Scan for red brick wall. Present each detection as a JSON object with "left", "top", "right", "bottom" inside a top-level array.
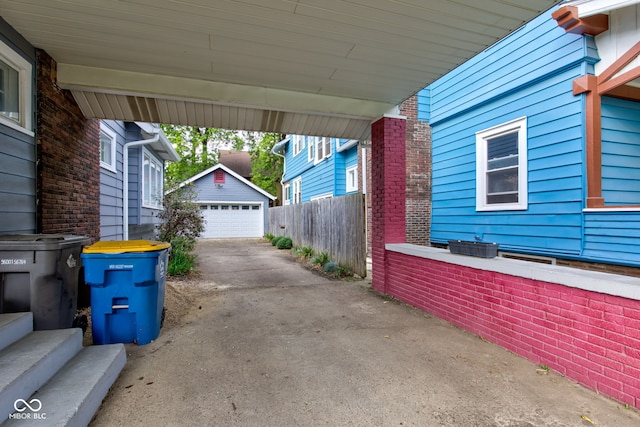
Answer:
[
  {"left": 400, "top": 95, "right": 431, "bottom": 246},
  {"left": 36, "top": 50, "right": 100, "bottom": 242},
  {"left": 371, "top": 116, "right": 406, "bottom": 293},
  {"left": 385, "top": 251, "right": 640, "bottom": 409}
]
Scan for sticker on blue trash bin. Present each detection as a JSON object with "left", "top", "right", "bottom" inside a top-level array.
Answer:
[{"left": 108, "top": 264, "right": 134, "bottom": 269}]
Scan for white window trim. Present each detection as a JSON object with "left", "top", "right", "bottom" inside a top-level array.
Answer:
[
  {"left": 314, "top": 137, "right": 333, "bottom": 164},
  {"left": 292, "top": 135, "right": 305, "bottom": 157},
  {"left": 311, "top": 193, "right": 333, "bottom": 201},
  {"left": 0, "top": 40, "right": 33, "bottom": 136},
  {"left": 346, "top": 165, "right": 358, "bottom": 192},
  {"left": 292, "top": 177, "right": 302, "bottom": 204},
  {"left": 475, "top": 116, "right": 528, "bottom": 211},
  {"left": 99, "top": 124, "right": 117, "bottom": 173},
  {"left": 283, "top": 182, "right": 291, "bottom": 206},
  {"left": 142, "top": 148, "right": 164, "bottom": 210},
  {"left": 308, "top": 137, "right": 314, "bottom": 162}
]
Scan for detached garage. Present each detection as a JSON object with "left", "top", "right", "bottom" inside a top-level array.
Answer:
[{"left": 178, "top": 164, "right": 276, "bottom": 238}]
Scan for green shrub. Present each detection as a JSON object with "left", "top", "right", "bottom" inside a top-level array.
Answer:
[
  {"left": 294, "top": 246, "right": 314, "bottom": 258},
  {"left": 310, "top": 251, "right": 330, "bottom": 266},
  {"left": 276, "top": 237, "right": 292, "bottom": 249},
  {"left": 271, "top": 236, "right": 284, "bottom": 246},
  {"left": 323, "top": 261, "right": 339, "bottom": 273},
  {"left": 264, "top": 233, "right": 275, "bottom": 241},
  {"left": 167, "top": 236, "right": 197, "bottom": 276}
]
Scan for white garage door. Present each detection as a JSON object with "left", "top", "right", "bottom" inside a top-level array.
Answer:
[{"left": 200, "top": 203, "right": 263, "bottom": 238}]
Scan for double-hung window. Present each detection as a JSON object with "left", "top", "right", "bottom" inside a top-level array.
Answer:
[
  {"left": 0, "top": 40, "right": 33, "bottom": 135},
  {"left": 283, "top": 182, "right": 291, "bottom": 205},
  {"left": 292, "top": 178, "right": 302, "bottom": 204},
  {"left": 292, "top": 135, "right": 305, "bottom": 157},
  {"left": 143, "top": 149, "right": 164, "bottom": 209},
  {"left": 315, "top": 137, "right": 332, "bottom": 163},
  {"left": 476, "top": 117, "right": 528, "bottom": 211},
  {"left": 99, "top": 124, "right": 117, "bottom": 172},
  {"left": 346, "top": 165, "right": 358, "bottom": 192}
]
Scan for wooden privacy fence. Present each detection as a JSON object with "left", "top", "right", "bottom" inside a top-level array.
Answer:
[{"left": 268, "top": 193, "right": 367, "bottom": 277}]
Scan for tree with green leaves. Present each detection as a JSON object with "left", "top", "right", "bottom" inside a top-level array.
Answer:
[
  {"left": 247, "top": 132, "right": 284, "bottom": 201},
  {"left": 160, "top": 125, "right": 245, "bottom": 183}
]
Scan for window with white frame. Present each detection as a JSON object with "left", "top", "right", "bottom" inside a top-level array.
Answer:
[
  {"left": 283, "top": 182, "right": 291, "bottom": 205},
  {"left": 308, "top": 137, "right": 314, "bottom": 162},
  {"left": 99, "top": 124, "right": 117, "bottom": 172},
  {"left": 143, "top": 149, "right": 164, "bottom": 209},
  {"left": 346, "top": 165, "right": 358, "bottom": 192},
  {"left": 315, "top": 137, "right": 332, "bottom": 163},
  {"left": 292, "top": 135, "right": 305, "bottom": 157},
  {"left": 311, "top": 193, "right": 332, "bottom": 201},
  {"left": 292, "top": 178, "right": 302, "bottom": 204},
  {"left": 0, "top": 40, "right": 33, "bottom": 135},
  {"left": 476, "top": 117, "right": 528, "bottom": 211}
]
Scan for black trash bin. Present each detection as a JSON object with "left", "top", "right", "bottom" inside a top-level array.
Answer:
[{"left": 0, "top": 234, "right": 90, "bottom": 330}]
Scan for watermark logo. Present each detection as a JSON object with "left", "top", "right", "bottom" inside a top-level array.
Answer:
[{"left": 9, "top": 398, "right": 46, "bottom": 420}]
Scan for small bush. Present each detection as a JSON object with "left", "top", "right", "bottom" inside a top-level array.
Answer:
[
  {"left": 271, "top": 236, "right": 284, "bottom": 246},
  {"left": 276, "top": 237, "right": 292, "bottom": 249},
  {"left": 310, "top": 251, "right": 330, "bottom": 266},
  {"left": 323, "top": 261, "right": 339, "bottom": 273},
  {"left": 294, "top": 246, "right": 314, "bottom": 258},
  {"left": 264, "top": 233, "right": 275, "bottom": 241},
  {"left": 167, "top": 236, "right": 197, "bottom": 276}
]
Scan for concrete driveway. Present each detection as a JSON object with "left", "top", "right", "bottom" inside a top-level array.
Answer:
[{"left": 90, "top": 239, "right": 640, "bottom": 426}]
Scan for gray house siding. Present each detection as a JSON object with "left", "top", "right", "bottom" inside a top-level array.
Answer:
[
  {"left": 99, "top": 120, "right": 125, "bottom": 240},
  {"left": 125, "top": 123, "right": 164, "bottom": 240},
  {"left": 0, "top": 19, "right": 36, "bottom": 234},
  {"left": 193, "top": 169, "right": 272, "bottom": 234}
]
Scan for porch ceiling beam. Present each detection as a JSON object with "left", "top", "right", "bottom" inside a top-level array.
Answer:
[{"left": 56, "top": 63, "right": 397, "bottom": 121}]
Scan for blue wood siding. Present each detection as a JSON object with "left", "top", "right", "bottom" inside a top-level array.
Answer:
[
  {"left": 426, "top": 8, "right": 588, "bottom": 257},
  {"left": 192, "top": 169, "right": 271, "bottom": 232},
  {"left": 283, "top": 136, "right": 359, "bottom": 200},
  {"left": 601, "top": 97, "right": 640, "bottom": 206},
  {"left": 584, "top": 212, "right": 640, "bottom": 266},
  {"left": 99, "top": 120, "right": 125, "bottom": 240},
  {"left": 0, "top": 20, "right": 36, "bottom": 234}
]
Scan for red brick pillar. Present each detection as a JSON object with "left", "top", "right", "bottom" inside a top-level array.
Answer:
[{"left": 371, "top": 115, "right": 406, "bottom": 293}]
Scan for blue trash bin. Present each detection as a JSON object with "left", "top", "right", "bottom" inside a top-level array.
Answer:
[{"left": 81, "top": 240, "right": 170, "bottom": 345}]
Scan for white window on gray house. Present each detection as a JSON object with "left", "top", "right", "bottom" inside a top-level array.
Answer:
[
  {"left": 346, "top": 165, "right": 358, "bottom": 192},
  {"left": 0, "top": 40, "right": 33, "bottom": 135},
  {"left": 315, "top": 137, "right": 332, "bottom": 164},
  {"left": 99, "top": 124, "right": 117, "bottom": 172},
  {"left": 283, "top": 182, "right": 291, "bottom": 205},
  {"left": 476, "top": 117, "right": 528, "bottom": 211},
  {"left": 143, "top": 148, "right": 164, "bottom": 209},
  {"left": 292, "top": 135, "right": 305, "bottom": 157},
  {"left": 292, "top": 177, "right": 302, "bottom": 204}
]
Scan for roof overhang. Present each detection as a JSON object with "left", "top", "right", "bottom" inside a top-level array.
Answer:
[{"left": 0, "top": 0, "right": 561, "bottom": 139}]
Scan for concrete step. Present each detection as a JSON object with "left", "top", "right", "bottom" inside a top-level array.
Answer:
[
  {"left": 4, "top": 344, "right": 126, "bottom": 427},
  {"left": 0, "top": 313, "right": 33, "bottom": 352},
  {"left": 0, "top": 328, "right": 82, "bottom": 421}
]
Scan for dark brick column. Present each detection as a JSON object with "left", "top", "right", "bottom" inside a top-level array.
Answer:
[
  {"left": 371, "top": 115, "right": 406, "bottom": 293},
  {"left": 36, "top": 49, "right": 100, "bottom": 242},
  {"left": 400, "top": 95, "right": 431, "bottom": 246}
]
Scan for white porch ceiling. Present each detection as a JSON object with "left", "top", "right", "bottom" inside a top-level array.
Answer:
[{"left": 0, "top": 0, "right": 560, "bottom": 139}]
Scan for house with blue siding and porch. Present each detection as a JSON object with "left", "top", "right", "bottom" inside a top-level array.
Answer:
[
  {"left": 99, "top": 121, "right": 180, "bottom": 241},
  {"left": 418, "top": 0, "right": 640, "bottom": 269},
  {"left": 272, "top": 135, "right": 362, "bottom": 205}
]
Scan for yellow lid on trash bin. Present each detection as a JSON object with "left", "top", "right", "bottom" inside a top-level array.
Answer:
[{"left": 82, "top": 240, "right": 171, "bottom": 254}]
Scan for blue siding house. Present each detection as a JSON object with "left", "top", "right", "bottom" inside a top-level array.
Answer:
[
  {"left": 99, "top": 121, "right": 179, "bottom": 240},
  {"left": 419, "top": 1, "right": 640, "bottom": 267},
  {"left": 273, "top": 135, "right": 362, "bottom": 205}
]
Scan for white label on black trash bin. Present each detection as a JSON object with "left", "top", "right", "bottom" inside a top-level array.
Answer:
[{"left": 1, "top": 259, "right": 27, "bottom": 265}]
